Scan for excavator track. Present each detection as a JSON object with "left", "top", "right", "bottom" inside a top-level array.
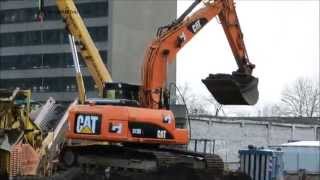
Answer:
[
  {"left": 59, "top": 144, "right": 225, "bottom": 178},
  {"left": 203, "top": 154, "right": 224, "bottom": 175}
]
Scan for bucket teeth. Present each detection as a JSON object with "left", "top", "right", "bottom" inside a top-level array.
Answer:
[{"left": 202, "top": 73, "right": 259, "bottom": 105}]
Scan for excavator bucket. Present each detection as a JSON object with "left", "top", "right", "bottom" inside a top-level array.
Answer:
[{"left": 202, "top": 73, "right": 259, "bottom": 105}]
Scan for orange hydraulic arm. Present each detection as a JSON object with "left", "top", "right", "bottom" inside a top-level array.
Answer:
[{"left": 141, "top": 0, "right": 256, "bottom": 109}]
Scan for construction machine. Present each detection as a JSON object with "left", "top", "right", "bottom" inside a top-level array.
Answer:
[
  {"left": 36, "top": 0, "right": 258, "bottom": 178},
  {"left": 0, "top": 89, "right": 67, "bottom": 178},
  {"left": 0, "top": 89, "right": 42, "bottom": 178}
]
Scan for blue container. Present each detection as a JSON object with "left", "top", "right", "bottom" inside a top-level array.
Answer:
[
  {"left": 239, "top": 146, "right": 284, "bottom": 180},
  {"left": 271, "top": 141, "right": 320, "bottom": 174}
]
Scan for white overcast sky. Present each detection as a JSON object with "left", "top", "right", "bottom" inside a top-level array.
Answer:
[{"left": 176, "top": 0, "right": 319, "bottom": 114}]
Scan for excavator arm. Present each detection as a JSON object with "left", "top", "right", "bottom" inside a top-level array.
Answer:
[{"left": 141, "top": 0, "right": 258, "bottom": 108}]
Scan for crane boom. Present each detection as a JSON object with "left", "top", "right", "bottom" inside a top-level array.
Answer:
[{"left": 55, "top": 0, "right": 112, "bottom": 97}]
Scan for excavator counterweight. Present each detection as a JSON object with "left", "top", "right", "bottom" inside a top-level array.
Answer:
[{"left": 202, "top": 73, "right": 258, "bottom": 105}]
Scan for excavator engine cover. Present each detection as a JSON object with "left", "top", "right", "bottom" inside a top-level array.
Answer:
[{"left": 202, "top": 73, "right": 258, "bottom": 105}]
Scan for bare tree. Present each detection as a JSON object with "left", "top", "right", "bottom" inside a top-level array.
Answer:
[
  {"left": 203, "top": 95, "right": 226, "bottom": 116},
  {"left": 173, "top": 83, "right": 227, "bottom": 115},
  {"left": 261, "top": 104, "right": 286, "bottom": 117},
  {"left": 176, "top": 83, "right": 209, "bottom": 114},
  {"left": 280, "top": 77, "right": 319, "bottom": 117}
]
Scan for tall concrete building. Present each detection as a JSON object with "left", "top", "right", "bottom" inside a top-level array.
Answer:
[{"left": 0, "top": 0, "right": 176, "bottom": 102}]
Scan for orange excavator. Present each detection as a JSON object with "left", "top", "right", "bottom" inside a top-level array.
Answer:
[
  {"left": 63, "top": 0, "right": 258, "bottom": 141},
  {"left": 39, "top": 0, "right": 258, "bottom": 176}
]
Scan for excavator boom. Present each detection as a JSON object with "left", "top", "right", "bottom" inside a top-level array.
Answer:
[{"left": 142, "top": 0, "right": 258, "bottom": 107}]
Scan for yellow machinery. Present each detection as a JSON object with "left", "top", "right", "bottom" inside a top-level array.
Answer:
[
  {"left": 55, "top": 0, "right": 112, "bottom": 100},
  {"left": 0, "top": 0, "right": 114, "bottom": 177},
  {"left": 0, "top": 89, "right": 42, "bottom": 177}
]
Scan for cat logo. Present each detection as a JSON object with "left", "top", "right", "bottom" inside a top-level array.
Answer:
[
  {"left": 75, "top": 114, "right": 101, "bottom": 134},
  {"left": 157, "top": 130, "right": 166, "bottom": 139},
  {"left": 187, "top": 18, "right": 208, "bottom": 34}
]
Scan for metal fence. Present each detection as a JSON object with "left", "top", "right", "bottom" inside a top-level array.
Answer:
[{"left": 188, "top": 139, "right": 216, "bottom": 154}]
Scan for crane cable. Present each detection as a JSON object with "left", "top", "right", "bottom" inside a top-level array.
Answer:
[{"left": 36, "top": 0, "right": 45, "bottom": 22}]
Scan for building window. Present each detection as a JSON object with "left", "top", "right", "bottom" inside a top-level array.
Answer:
[
  {"left": 0, "top": 26, "right": 108, "bottom": 47},
  {"left": 0, "top": 77, "right": 95, "bottom": 92},
  {"left": 43, "top": 29, "right": 68, "bottom": 44},
  {"left": 0, "top": 8, "right": 37, "bottom": 24},
  {"left": 0, "top": 31, "right": 41, "bottom": 47},
  {"left": 0, "top": 54, "right": 42, "bottom": 70},
  {"left": 44, "top": 6, "right": 60, "bottom": 21},
  {"left": 76, "top": 2, "right": 108, "bottom": 18},
  {"left": 0, "top": 51, "right": 107, "bottom": 70},
  {"left": 90, "top": 26, "right": 108, "bottom": 42},
  {"left": 0, "top": 1, "right": 108, "bottom": 24}
]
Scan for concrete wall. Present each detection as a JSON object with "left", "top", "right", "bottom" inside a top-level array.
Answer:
[
  {"left": 110, "top": 0, "right": 177, "bottom": 84},
  {"left": 187, "top": 116, "right": 320, "bottom": 165}
]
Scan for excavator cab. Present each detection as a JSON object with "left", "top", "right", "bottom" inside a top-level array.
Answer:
[
  {"left": 90, "top": 82, "right": 142, "bottom": 107},
  {"left": 103, "top": 82, "right": 140, "bottom": 101},
  {"left": 202, "top": 73, "right": 259, "bottom": 105}
]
